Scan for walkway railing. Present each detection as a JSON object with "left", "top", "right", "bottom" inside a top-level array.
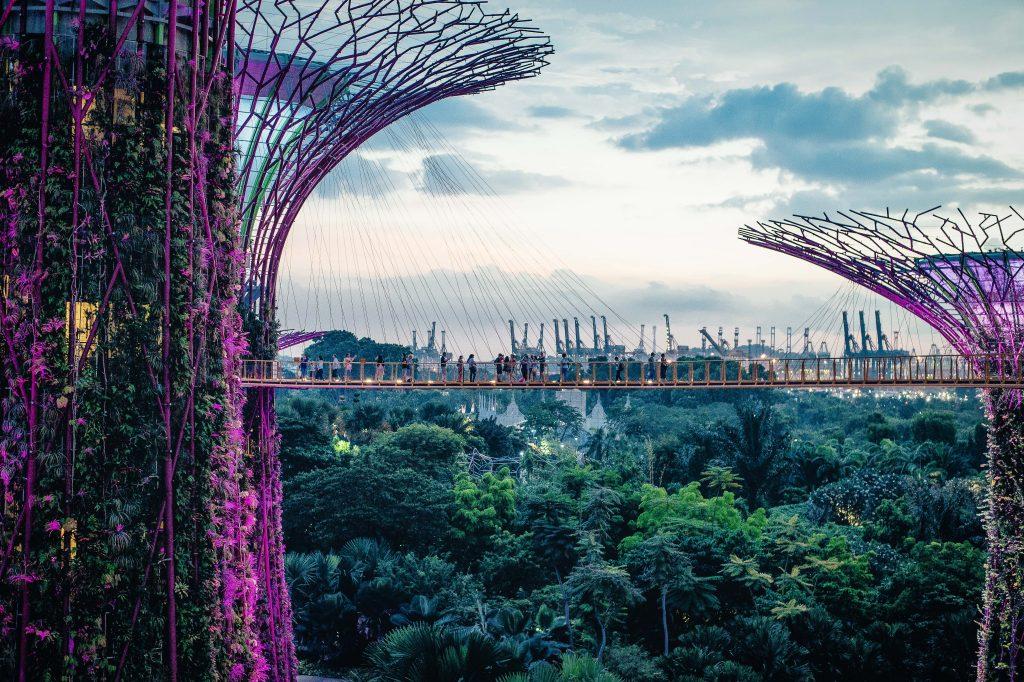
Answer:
[{"left": 239, "top": 354, "right": 1023, "bottom": 389}]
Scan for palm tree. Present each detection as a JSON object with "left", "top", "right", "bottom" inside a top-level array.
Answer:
[
  {"left": 770, "top": 598, "right": 809, "bottom": 621},
  {"left": 566, "top": 542, "right": 642, "bottom": 661},
  {"left": 580, "top": 486, "right": 623, "bottom": 547},
  {"left": 722, "top": 400, "right": 791, "bottom": 507},
  {"left": 767, "top": 515, "right": 812, "bottom": 567},
  {"left": 700, "top": 464, "right": 744, "bottom": 496},
  {"left": 625, "top": 533, "right": 719, "bottom": 656},
  {"left": 483, "top": 605, "right": 567, "bottom": 668},
  {"left": 431, "top": 410, "right": 476, "bottom": 438},
  {"left": 775, "top": 565, "right": 812, "bottom": 597},
  {"left": 285, "top": 552, "right": 354, "bottom": 663},
  {"left": 367, "top": 623, "right": 519, "bottom": 681},
  {"left": 735, "top": 616, "right": 812, "bottom": 680},
  {"left": 499, "top": 653, "right": 623, "bottom": 681},
  {"left": 390, "top": 594, "right": 458, "bottom": 628},
  {"left": 722, "top": 554, "right": 774, "bottom": 596},
  {"left": 525, "top": 490, "right": 581, "bottom": 650},
  {"left": 337, "top": 536, "right": 396, "bottom": 584},
  {"left": 583, "top": 427, "right": 613, "bottom": 463},
  {"left": 334, "top": 538, "right": 405, "bottom": 641}
]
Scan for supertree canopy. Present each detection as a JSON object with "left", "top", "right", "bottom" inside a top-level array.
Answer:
[
  {"left": 739, "top": 207, "right": 1024, "bottom": 680},
  {"left": 233, "top": 0, "right": 552, "bottom": 323}
]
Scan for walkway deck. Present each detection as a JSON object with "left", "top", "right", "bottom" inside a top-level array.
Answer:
[{"left": 239, "top": 355, "right": 1022, "bottom": 390}]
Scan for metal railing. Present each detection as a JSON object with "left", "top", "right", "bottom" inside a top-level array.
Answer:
[{"left": 238, "top": 354, "right": 1023, "bottom": 389}]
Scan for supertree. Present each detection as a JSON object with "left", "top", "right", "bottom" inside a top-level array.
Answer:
[
  {"left": 230, "top": 1, "right": 550, "bottom": 677},
  {"left": 739, "top": 207, "right": 1024, "bottom": 680},
  {"left": 0, "top": 0, "right": 263, "bottom": 679}
]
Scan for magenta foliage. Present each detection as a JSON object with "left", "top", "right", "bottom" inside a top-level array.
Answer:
[{"left": 0, "top": 0, "right": 264, "bottom": 678}]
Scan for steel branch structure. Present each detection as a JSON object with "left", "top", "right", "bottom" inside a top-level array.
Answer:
[
  {"left": 276, "top": 329, "right": 325, "bottom": 351},
  {"left": 233, "top": 0, "right": 552, "bottom": 322},
  {"left": 740, "top": 207, "right": 1024, "bottom": 680},
  {"left": 229, "top": 5, "right": 550, "bottom": 679}
]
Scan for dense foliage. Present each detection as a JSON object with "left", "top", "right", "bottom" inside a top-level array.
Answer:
[
  {"left": 304, "top": 330, "right": 411, "bottom": 362},
  {"left": 281, "top": 383, "right": 988, "bottom": 680}
]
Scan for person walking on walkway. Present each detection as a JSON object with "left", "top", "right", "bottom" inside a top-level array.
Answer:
[
  {"left": 374, "top": 354, "right": 385, "bottom": 381},
  {"left": 468, "top": 354, "right": 477, "bottom": 382},
  {"left": 560, "top": 353, "right": 569, "bottom": 383},
  {"left": 402, "top": 354, "right": 412, "bottom": 383},
  {"left": 457, "top": 355, "right": 465, "bottom": 383},
  {"left": 343, "top": 354, "right": 353, "bottom": 381},
  {"left": 660, "top": 353, "right": 669, "bottom": 383},
  {"left": 495, "top": 353, "right": 505, "bottom": 382},
  {"left": 646, "top": 353, "right": 656, "bottom": 382},
  {"left": 299, "top": 355, "right": 308, "bottom": 379},
  {"left": 331, "top": 354, "right": 340, "bottom": 381},
  {"left": 614, "top": 356, "right": 624, "bottom": 382},
  {"left": 440, "top": 352, "right": 448, "bottom": 382}
]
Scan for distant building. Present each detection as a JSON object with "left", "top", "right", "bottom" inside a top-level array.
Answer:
[
  {"left": 556, "top": 389, "right": 608, "bottom": 433},
  {"left": 587, "top": 399, "right": 608, "bottom": 432},
  {"left": 472, "top": 390, "right": 607, "bottom": 435},
  {"left": 477, "top": 395, "right": 525, "bottom": 428}
]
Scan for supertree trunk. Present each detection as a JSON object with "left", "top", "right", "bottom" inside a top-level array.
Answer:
[
  {"left": 245, "top": 385, "right": 296, "bottom": 680},
  {"left": 0, "top": 5, "right": 264, "bottom": 678},
  {"left": 978, "top": 388, "right": 1024, "bottom": 680}
]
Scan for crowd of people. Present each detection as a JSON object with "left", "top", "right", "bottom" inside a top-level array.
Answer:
[{"left": 292, "top": 351, "right": 676, "bottom": 384}]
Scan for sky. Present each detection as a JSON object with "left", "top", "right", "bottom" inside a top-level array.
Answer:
[{"left": 276, "top": 0, "right": 1024, "bottom": 355}]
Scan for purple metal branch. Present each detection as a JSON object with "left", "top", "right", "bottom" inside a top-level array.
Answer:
[
  {"left": 739, "top": 208, "right": 1024, "bottom": 370},
  {"left": 276, "top": 330, "right": 325, "bottom": 351},
  {"left": 230, "top": 6, "right": 550, "bottom": 678}
]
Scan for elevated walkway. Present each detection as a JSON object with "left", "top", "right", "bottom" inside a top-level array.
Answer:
[{"left": 239, "top": 355, "right": 1022, "bottom": 390}]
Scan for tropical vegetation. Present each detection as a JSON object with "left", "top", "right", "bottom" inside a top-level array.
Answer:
[{"left": 281, "top": 380, "right": 987, "bottom": 680}]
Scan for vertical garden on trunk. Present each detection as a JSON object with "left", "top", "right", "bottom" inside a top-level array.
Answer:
[{"left": 0, "top": 16, "right": 261, "bottom": 678}]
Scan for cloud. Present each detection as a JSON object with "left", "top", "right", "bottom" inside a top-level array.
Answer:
[
  {"left": 970, "top": 103, "right": 997, "bottom": 116},
  {"left": 527, "top": 105, "right": 578, "bottom": 118},
  {"left": 590, "top": 112, "right": 652, "bottom": 132},
  {"left": 612, "top": 66, "right": 1021, "bottom": 193},
  {"left": 416, "top": 98, "right": 520, "bottom": 136},
  {"left": 985, "top": 71, "right": 1024, "bottom": 90},
  {"left": 418, "top": 154, "right": 569, "bottom": 196},
  {"left": 614, "top": 65, "right": 1018, "bottom": 154},
  {"left": 751, "top": 175, "right": 1023, "bottom": 219},
  {"left": 312, "top": 154, "right": 408, "bottom": 199},
  {"left": 867, "top": 66, "right": 974, "bottom": 106},
  {"left": 753, "top": 141, "right": 1014, "bottom": 183},
  {"left": 611, "top": 281, "right": 739, "bottom": 314},
  {"left": 922, "top": 119, "right": 976, "bottom": 145},
  {"left": 617, "top": 82, "right": 896, "bottom": 150}
]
